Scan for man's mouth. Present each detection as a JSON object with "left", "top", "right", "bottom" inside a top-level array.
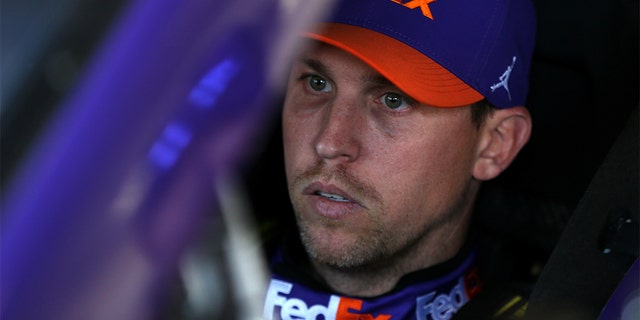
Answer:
[
  {"left": 303, "top": 182, "right": 360, "bottom": 205},
  {"left": 315, "top": 191, "right": 351, "bottom": 203},
  {"left": 301, "top": 182, "right": 366, "bottom": 218}
]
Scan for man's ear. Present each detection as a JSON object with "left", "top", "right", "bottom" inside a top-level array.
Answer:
[{"left": 473, "top": 106, "right": 532, "bottom": 181}]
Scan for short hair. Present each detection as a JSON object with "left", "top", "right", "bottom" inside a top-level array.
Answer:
[{"left": 470, "top": 99, "right": 496, "bottom": 129}]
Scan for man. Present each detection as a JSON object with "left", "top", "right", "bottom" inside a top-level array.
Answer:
[{"left": 264, "top": 0, "right": 536, "bottom": 318}]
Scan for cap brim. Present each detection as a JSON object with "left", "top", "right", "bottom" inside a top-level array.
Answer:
[{"left": 305, "top": 23, "right": 483, "bottom": 108}]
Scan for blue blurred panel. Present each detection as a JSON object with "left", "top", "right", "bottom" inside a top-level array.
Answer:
[
  {"left": 0, "top": 0, "right": 334, "bottom": 319},
  {"left": 599, "top": 258, "right": 639, "bottom": 320}
]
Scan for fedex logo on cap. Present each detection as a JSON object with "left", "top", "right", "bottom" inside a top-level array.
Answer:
[
  {"left": 389, "top": 0, "right": 437, "bottom": 20},
  {"left": 264, "top": 279, "right": 391, "bottom": 320}
]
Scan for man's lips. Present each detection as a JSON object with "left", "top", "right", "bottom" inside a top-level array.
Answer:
[
  {"left": 303, "top": 182, "right": 357, "bottom": 203},
  {"left": 302, "top": 182, "right": 365, "bottom": 218}
]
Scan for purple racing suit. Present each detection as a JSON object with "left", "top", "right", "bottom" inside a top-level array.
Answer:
[{"left": 264, "top": 236, "right": 483, "bottom": 320}]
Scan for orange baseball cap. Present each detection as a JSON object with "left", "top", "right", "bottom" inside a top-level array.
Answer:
[
  {"left": 303, "top": 0, "right": 536, "bottom": 109},
  {"left": 306, "top": 23, "right": 483, "bottom": 108}
]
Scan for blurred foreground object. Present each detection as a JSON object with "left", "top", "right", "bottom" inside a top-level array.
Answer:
[{"left": 0, "top": 0, "right": 334, "bottom": 319}]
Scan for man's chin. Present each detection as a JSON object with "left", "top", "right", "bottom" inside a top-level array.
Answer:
[{"left": 300, "top": 231, "right": 380, "bottom": 269}]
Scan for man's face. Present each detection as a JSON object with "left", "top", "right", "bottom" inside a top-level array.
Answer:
[{"left": 282, "top": 42, "right": 483, "bottom": 270}]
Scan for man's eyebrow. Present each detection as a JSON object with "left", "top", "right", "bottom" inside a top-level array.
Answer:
[
  {"left": 300, "top": 58, "right": 330, "bottom": 76},
  {"left": 299, "top": 57, "right": 397, "bottom": 88},
  {"left": 365, "top": 74, "right": 395, "bottom": 88}
]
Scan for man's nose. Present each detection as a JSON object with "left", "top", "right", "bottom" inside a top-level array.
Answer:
[{"left": 313, "top": 100, "right": 362, "bottom": 162}]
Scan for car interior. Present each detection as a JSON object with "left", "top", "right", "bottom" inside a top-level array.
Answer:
[{"left": 1, "top": 0, "right": 637, "bottom": 319}]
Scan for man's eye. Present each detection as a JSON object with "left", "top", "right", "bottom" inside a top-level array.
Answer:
[
  {"left": 382, "top": 92, "right": 410, "bottom": 110},
  {"left": 307, "top": 75, "right": 332, "bottom": 92}
]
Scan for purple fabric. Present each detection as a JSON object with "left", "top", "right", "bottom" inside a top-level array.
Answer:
[{"left": 265, "top": 249, "right": 480, "bottom": 319}]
